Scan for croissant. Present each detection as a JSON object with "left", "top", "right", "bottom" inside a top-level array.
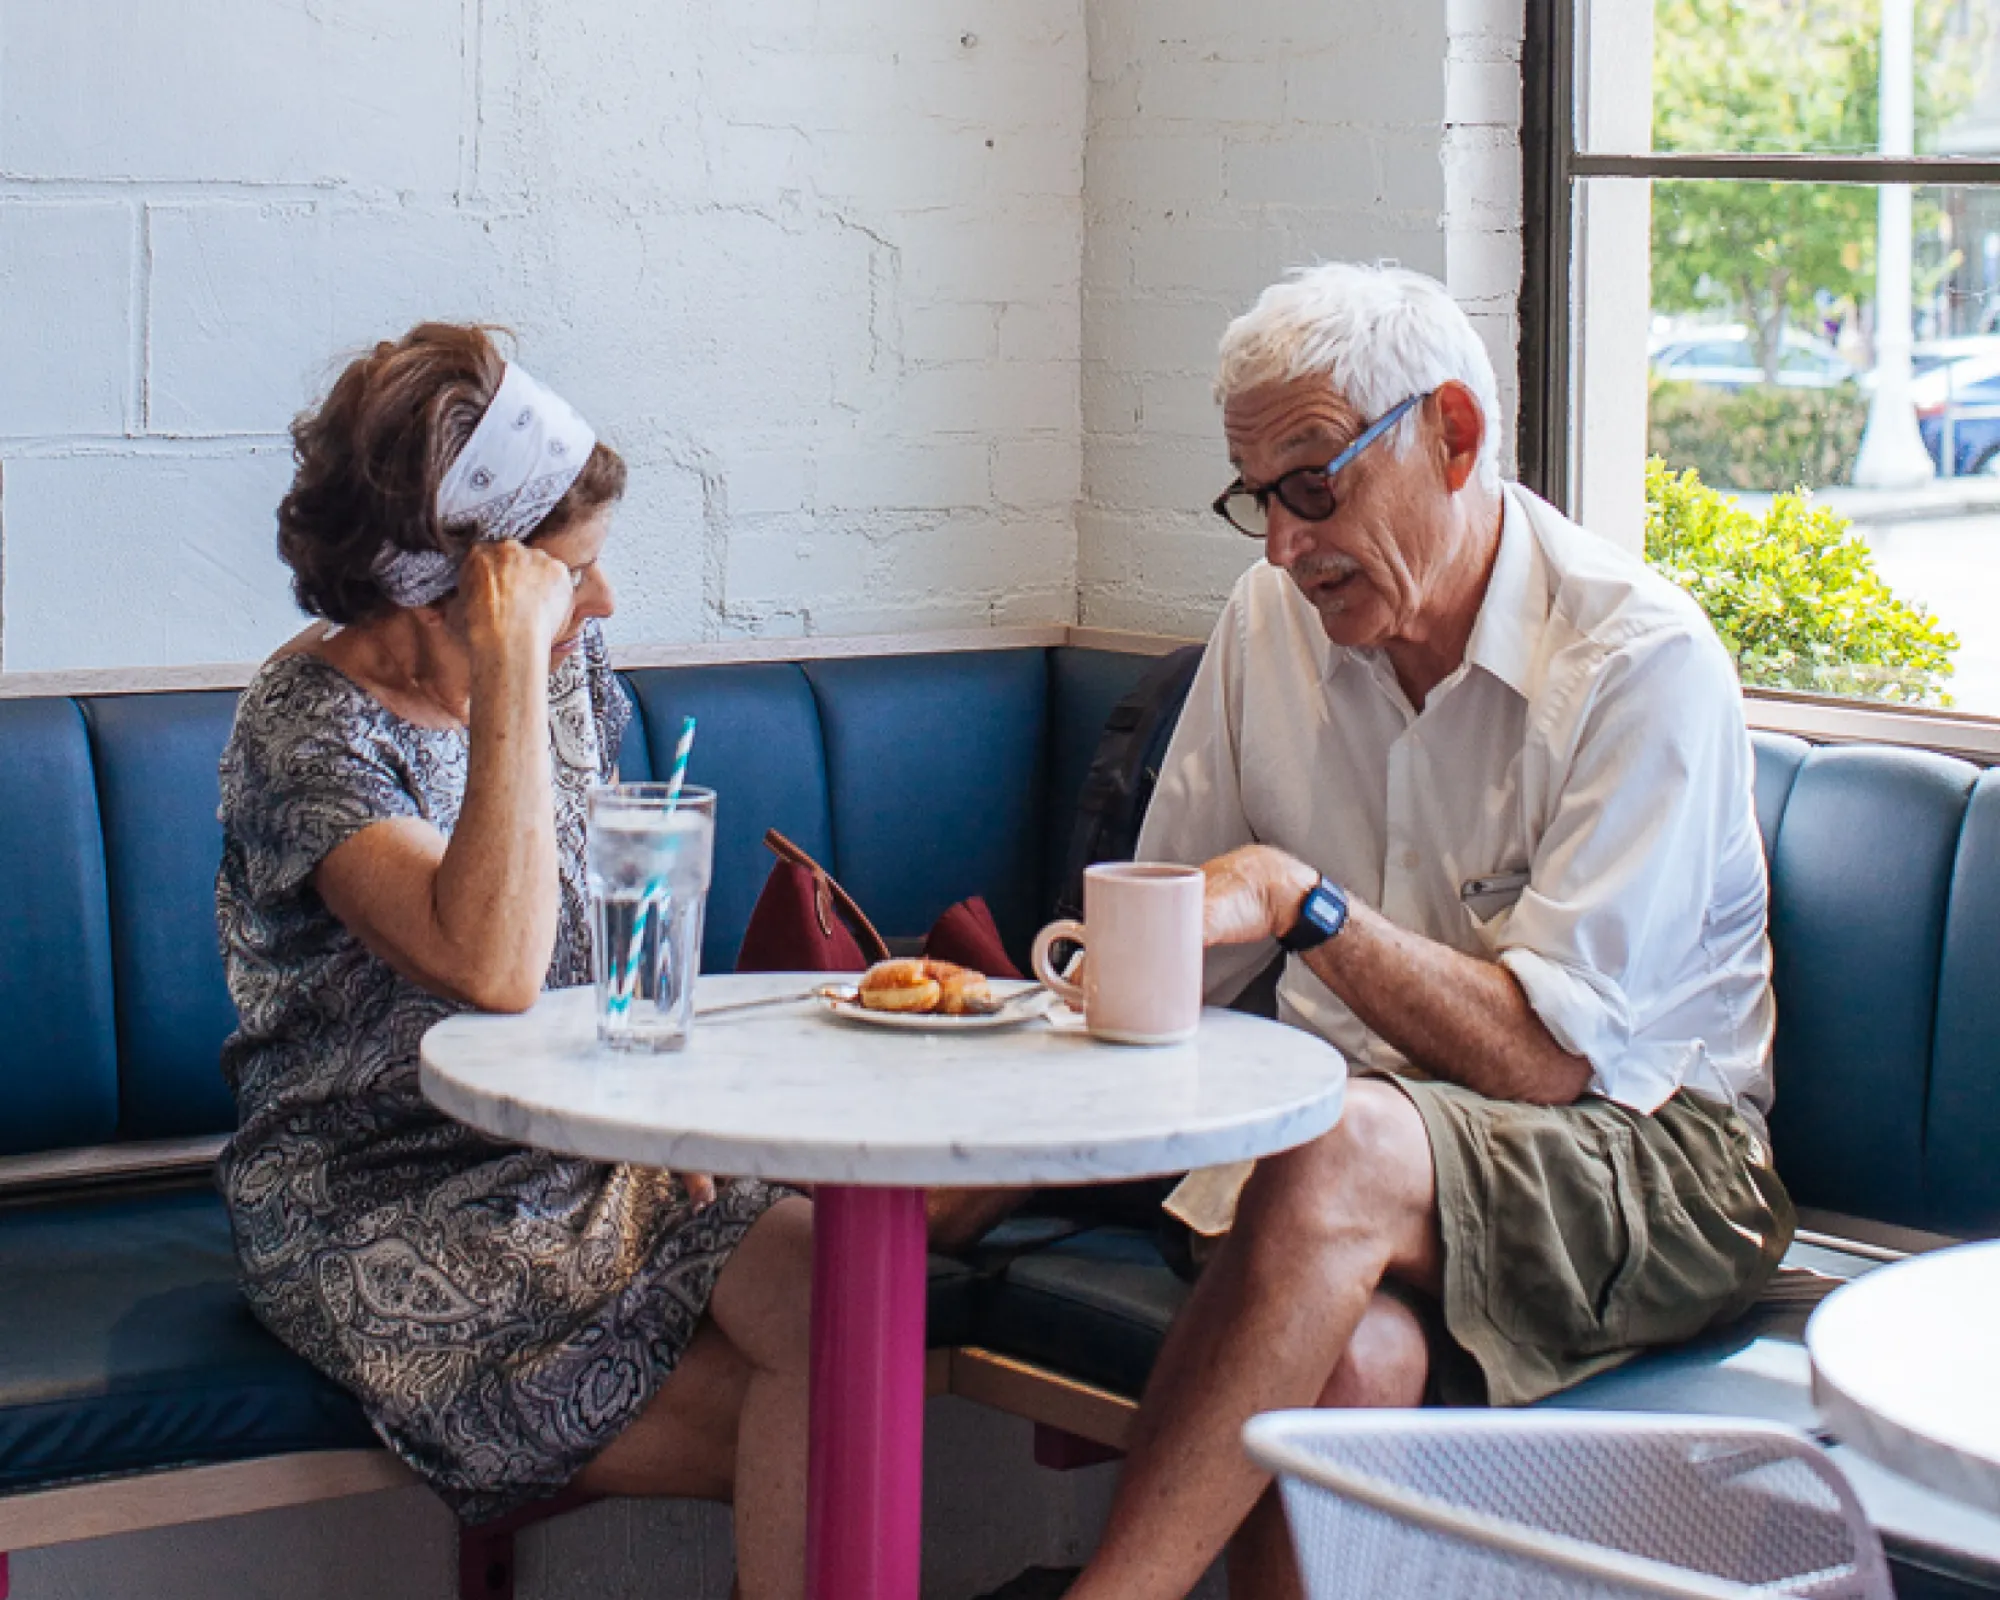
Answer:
[{"left": 857, "top": 958, "right": 999, "bottom": 1016}]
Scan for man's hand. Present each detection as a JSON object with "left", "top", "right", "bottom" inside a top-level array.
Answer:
[{"left": 1201, "top": 844, "right": 1320, "bottom": 948}]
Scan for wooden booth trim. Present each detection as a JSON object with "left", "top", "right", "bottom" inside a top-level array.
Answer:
[
  {"left": 0, "top": 1136, "right": 228, "bottom": 1200},
  {"left": 0, "top": 625, "right": 1210, "bottom": 701},
  {"left": 0, "top": 1451, "right": 416, "bottom": 1552}
]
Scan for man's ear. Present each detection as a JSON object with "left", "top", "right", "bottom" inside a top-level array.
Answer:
[{"left": 1433, "top": 381, "right": 1486, "bottom": 494}]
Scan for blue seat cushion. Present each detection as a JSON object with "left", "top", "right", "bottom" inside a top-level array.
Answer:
[
  {"left": 81, "top": 693, "right": 243, "bottom": 1140},
  {"left": 0, "top": 1190, "right": 374, "bottom": 1489},
  {"left": 973, "top": 1226, "right": 1188, "bottom": 1398},
  {"left": 0, "top": 699, "right": 119, "bottom": 1155},
  {"left": 0, "top": 1188, "right": 984, "bottom": 1495}
]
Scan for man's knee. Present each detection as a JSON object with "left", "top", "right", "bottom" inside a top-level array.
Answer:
[
  {"left": 1318, "top": 1290, "right": 1430, "bottom": 1409},
  {"left": 1236, "top": 1079, "right": 1439, "bottom": 1274}
]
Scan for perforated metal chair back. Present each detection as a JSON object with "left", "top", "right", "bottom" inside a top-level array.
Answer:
[{"left": 1242, "top": 1410, "right": 1892, "bottom": 1600}]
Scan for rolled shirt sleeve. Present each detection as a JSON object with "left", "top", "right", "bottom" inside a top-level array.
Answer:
[{"left": 1496, "top": 624, "right": 1758, "bottom": 1113}]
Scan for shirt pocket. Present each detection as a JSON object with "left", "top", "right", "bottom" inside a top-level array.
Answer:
[{"left": 1459, "top": 867, "right": 1530, "bottom": 945}]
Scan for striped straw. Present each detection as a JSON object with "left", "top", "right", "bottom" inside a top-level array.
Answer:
[
  {"left": 611, "top": 716, "right": 698, "bottom": 1017},
  {"left": 665, "top": 716, "right": 697, "bottom": 801}
]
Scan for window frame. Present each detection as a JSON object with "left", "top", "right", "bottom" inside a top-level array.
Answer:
[{"left": 1518, "top": 0, "right": 2000, "bottom": 752}]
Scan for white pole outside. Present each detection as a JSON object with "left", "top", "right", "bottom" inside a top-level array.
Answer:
[{"left": 1853, "top": 0, "right": 1937, "bottom": 487}]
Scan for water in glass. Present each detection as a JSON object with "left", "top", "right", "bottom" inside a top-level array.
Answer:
[{"left": 587, "top": 784, "right": 715, "bottom": 1051}]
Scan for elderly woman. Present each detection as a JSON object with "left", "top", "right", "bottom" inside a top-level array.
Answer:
[{"left": 215, "top": 323, "right": 811, "bottom": 1593}]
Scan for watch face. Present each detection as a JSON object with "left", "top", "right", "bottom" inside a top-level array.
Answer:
[{"left": 1284, "top": 878, "right": 1346, "bottom": 951}]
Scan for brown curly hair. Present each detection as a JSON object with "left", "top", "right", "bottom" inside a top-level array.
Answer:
[{"left": 276, "top": 323, "right": 627, "bottom": 624}]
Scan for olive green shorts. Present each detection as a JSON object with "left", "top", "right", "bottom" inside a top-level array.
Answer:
[{"left": 1391, "top": 1078, "right": 1796, "bottom": 1408}]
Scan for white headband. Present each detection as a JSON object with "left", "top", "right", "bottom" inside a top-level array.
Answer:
[{"left": 371, "top": 362, "right": 599, "bottom": 608}]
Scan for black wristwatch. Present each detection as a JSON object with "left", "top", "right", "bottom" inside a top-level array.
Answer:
[{"left": 1279, "top": 875, "right": 1349, "bottom": 954}]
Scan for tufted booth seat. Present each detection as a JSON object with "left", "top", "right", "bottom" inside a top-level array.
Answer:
[{"left": 4, "top": 641, "right": 2000, "bottom": 1595}]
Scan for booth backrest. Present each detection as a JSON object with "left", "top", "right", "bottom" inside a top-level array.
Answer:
[
  {"left": 1753, "top": 735, "right": 2000, "bottom": 1235},
  {"left": 2, "top": 649, "right": 1997, "bottom": 1241},
  {"left": 0, "top": 648, "right": 1145, "bottom": 1158}
]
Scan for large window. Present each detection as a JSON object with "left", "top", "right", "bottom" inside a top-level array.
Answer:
[{"left": 1525, "top": 0, "right": 2000, "bottom": 732}]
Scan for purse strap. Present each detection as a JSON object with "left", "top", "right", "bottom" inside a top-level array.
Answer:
[{"left": 762, "top": 828, "right": 892, "bottom": 965}]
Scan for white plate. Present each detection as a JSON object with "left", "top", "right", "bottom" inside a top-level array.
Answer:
[{"left": 818, "top": 979, "right": 1055, "bottom": 1032}]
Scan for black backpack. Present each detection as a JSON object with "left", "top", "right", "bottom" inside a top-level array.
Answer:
[{"left": 1056, "top": 643, "right": 1205, "bottom": 922}]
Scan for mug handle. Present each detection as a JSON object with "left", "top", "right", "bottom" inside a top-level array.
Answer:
[{"left": 1031, "top": 919, "right": 1087, "bottom": 1008}]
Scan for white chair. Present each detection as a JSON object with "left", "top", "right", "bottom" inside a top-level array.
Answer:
[{"left": 1242, "top": 1410, "right": 1893, "bottom": 1599}]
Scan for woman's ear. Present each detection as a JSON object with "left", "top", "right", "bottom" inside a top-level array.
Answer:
[{"left": 420, "top": 591, "right": 468, "bottom": 641}]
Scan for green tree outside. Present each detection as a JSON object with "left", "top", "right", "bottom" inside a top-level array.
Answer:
[{"left": 1651, "top": 0, "right": 1984, "bottom": 378}]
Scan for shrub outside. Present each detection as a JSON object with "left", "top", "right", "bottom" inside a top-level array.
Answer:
[
  {"left": 1644, "top": 457, "right": 1959, "bottom": 706},
  {"left": 1647, "top": 378, "right": 1869, "bottom": 493}
]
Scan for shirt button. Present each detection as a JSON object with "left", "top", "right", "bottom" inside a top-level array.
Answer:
[{"left": 1400, "top": 848, "right": 1419, "bottom": 870}]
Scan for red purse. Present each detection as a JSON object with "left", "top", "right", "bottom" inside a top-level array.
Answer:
[{"left": 734, "top": 829, "right": 1021, "bottom": 978}]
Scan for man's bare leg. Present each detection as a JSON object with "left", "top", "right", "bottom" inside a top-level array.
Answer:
[
  {"left": 1066, "top": 1081, "right": 1441, "bottom": 1600},
  {"left": 1224, "top": 1289, "right": 1432, "bottom": 1600}
]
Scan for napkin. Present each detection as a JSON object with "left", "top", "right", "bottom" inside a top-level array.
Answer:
[{"left": 1163, "top": 1160, "right": 1257, "bottom": 1237}]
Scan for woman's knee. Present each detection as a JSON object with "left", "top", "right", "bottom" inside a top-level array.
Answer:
[
  {"left": 1317, "top": 1290, "right": 1430, "bottom": 1409},
  {"left": 709, "top": 1194, "right": 814, "bottom": 1375}
]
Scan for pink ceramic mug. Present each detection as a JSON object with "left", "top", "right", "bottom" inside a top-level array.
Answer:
[{"left": 1030, "top": 863, "right": 1205, "bottom": 1045}]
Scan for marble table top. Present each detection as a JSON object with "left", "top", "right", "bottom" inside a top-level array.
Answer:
[
  {"left": 419, "top": 972, "right": 1347, "bottom": 1187},
  {"left": 1809, "top": 1239, "right": 2000, "bottom": 1517}
]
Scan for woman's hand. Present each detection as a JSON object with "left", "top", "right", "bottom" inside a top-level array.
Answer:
[
  {"left": 1200, "top": 844, "right": 1319, "bottom": 948},
  {"left": 680, "top": 1173, "right": 717, "bottom": 1209},
  {"left": 457, "top": 540, "right": 575, "bottom": 660}
]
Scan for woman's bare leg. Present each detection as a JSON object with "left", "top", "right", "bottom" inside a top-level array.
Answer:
[
  {"left": 576, "top": 1196, "right": 814, "bottom": 1600},
  {"left": 709, "top": 1197, "right": 813, "bottom": 1600}
]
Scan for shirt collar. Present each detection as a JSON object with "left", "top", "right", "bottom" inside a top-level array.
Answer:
[{"left": 1460, "top": 485, "right": 1544, "bottom": 701}]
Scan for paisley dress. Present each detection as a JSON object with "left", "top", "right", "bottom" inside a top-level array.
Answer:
[{"left": 215, "top": 622, "right": 784, "bottom": 1521}]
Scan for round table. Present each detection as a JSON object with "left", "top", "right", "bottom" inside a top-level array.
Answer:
[
  {"left": 420, "top": 972, "right": 1347, "bottom": 1600},
  {"left": 1808, "top": 1239, "right": 2000, "bottom": 1517}
]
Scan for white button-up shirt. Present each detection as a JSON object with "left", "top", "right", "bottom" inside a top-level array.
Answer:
[{"left": 1137, "top": 484, "right": 1775, "bottom": 1127}]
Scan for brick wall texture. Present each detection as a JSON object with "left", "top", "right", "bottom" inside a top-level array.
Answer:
[{"left": 0, "top": 0, "right": 1521, "bottom": 666}]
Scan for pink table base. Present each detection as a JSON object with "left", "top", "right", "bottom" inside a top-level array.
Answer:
[{"left": 806, "top": 1185, "right": 930, "bottom": 1600}]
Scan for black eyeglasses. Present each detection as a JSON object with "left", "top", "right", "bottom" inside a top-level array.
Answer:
[{"left": 1212, "top": 392, "right": 1430, "bottom": 539}]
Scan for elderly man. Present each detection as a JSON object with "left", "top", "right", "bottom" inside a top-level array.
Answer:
[{"left": 1055, "top": 263, "right": 1795, "bottom": 1600}]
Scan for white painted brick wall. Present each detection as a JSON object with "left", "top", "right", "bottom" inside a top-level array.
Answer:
[
  {"left": 0, "top": 0, "right": 465, "bottom": 190},
  {"left": 1079, "top": 0, "right": 1528, "bottom": 637},
  {"left": 0, "top": 201, "right": 133, "bottom": 436},
  {"left": 4, "top": 448, "right": 301, "bottom": 669},
  {"left": 1080, "top": 0, "right": 1521, "bottom": 636},
  {"left": 0, "top": 0, "right": 1087, "bottom": 669}
]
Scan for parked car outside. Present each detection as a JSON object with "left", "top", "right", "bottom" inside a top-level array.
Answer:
[
  {"left": 1649, "top": 323, "right": 1859, "bottom": 390},
  {"left": 1912, "top": 352, "right": 2000, "bottom": 476}
]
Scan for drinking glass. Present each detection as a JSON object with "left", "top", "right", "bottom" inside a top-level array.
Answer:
[{"left": 586, "top": 784, "right": 716, "bottom": 1051}]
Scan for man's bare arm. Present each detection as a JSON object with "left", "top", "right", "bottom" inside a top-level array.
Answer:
[{"left": 1203, "top": 845, "right": 1592, "bottom": 1106}]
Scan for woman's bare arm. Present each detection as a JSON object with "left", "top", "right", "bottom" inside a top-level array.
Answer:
[{"left": 315, "top": 542, "right": 576, "bottom": 1012}]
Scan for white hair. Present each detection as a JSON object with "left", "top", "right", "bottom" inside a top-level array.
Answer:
[{"left": 1214, "top": 262, "right": 1504, "bottom": 493}]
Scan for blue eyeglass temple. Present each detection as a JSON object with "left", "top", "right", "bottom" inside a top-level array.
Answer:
[{"left": 1319, "top": 392, "right": 1427, "bottom": 479}]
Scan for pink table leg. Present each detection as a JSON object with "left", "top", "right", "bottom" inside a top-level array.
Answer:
[{"left": 807, "top": 1184, "right": 929, "bottom": 1600}]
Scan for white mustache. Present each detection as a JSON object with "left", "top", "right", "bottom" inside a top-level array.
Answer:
[{"left": 1292, "top": 555, "right": 1359, "bottom": 585}]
